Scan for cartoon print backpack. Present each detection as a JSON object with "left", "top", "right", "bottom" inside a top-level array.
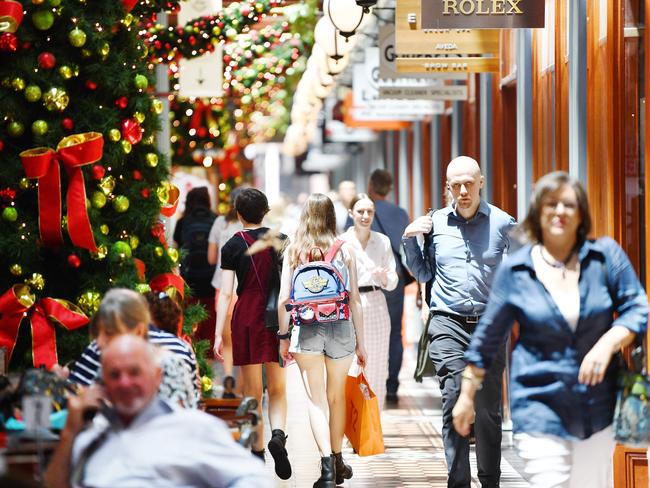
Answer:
[{"left": 287, "top": 240, "right": 349, "bottom": 325}]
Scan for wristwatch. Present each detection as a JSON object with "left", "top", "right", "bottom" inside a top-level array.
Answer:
[{"left": 277, "top": 331, "right": 291, "bottom": 340}]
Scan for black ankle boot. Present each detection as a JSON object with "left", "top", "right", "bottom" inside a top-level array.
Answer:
[
  {"left": 313, "top": 455, "right": 336, "bottom": 488},
  {"left": 267, "top": 429, "right": 292, "bottom": 480},
  {"left": 332, "top": 451, "right": 352, "bottom": 484}
]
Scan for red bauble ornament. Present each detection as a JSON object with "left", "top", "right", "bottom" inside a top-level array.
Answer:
[
  {"left": 0, "top": 33, "right": 18, "bottom": 53},
  {"left": 115, "top": 96, "right": 128, "bottom": 109},
  {"left": 91, "top": 164, "right": 106, "bottom": 180},
  {"left": 62, "top": 118, "right": 74, "bottom": 131},
  {"left": 37, "top": 52, "right": 56, "bottom": 70},
  {"left": 85, "top": 80, "right": 97, "bottom": 90},
  {"left": 67, "top": 254, "right": 81, "bottom": 268},
  {"left": 0, "top": 140, "right": 4, "bottom": 152},
  {"left": 121, "top": 118, "right": 143, "bottom": 145},
  {"left": 141, "top": 188, "right": 150, "bottom": 198},
  {"left": 132, "top": 170, "right": 143, "bottom": 181}
]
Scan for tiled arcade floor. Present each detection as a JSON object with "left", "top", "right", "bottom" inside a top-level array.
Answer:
[{"left": 260, "top": 349, "right": 531, "bottom": 488}]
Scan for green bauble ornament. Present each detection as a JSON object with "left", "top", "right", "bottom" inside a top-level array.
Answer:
[
  {"left": 42, "top": 87, "right": 69, "bottom": 112},
  {"left": 134, "top": 74, "right": 149, "bottom": 90},
  {"left": 24, "top": 85, "right": 42, "bottom": 102},
  {"left": 31, "top": 120, "right": 48, "bottom": 136},
  {"left": 2, "top": 206, "right": 18, "bottom": 222},
  {"left": 7, "top": 121, "right": 25, "bottom": 137},
  {"left": 91, "top": 191, "right": 107, "bottom": 208},
  {"left": 113, "top": 195, "right": 130, "bottom": 213},
  {"left": 32, "top": 10, "right": 55, "bottom": 30},
  {"left": 135, "top": 283, "right": 151, "bottom": 294},
  {"left": 110, "top": 240, "right": 132, "bottom": 261},
  {"left": 49, "top": 0, "right": 62, "bottom": 6},
  {"left": 68, "top": 28, "right": 87, "bottom": 47}
]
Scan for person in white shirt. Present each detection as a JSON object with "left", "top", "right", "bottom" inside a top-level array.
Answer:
[
  {"left": 341, "top": 193, "right": 398, "bottom": 410},
  {"left": 44, "top": 335, "right": 270, "bottom": 488}
]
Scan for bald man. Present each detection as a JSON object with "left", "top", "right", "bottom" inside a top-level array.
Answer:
[
  {"left": 402, "top": 157, "right": 516, "bottom": 488},
  {"left": 45, "top": 335, "right": 271, "bottom": 488}
]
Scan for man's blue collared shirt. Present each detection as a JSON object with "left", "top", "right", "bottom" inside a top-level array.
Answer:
[
  {"left": 402, "top": 200, "right": 516, "bottom": 316},
  {"left": 465, "top": 238, "right": 648, "bottom": 440}
]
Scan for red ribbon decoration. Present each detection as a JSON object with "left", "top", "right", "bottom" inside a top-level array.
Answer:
[
  {"left": 122, "top": 0, "right": 138, "bottom": 12},
  {"left": 133, "top": 258, "right": 146, "bottom": 282},
  {"left": 150, "top": 273, "right": 185, "bottom": 301},
  {"left": 20, "top": 133, "right": 103, "bottom": 252},
  {"left": 0, "top": 286, "right": 89, "bottom": 368},
  {"left": 0, "top": 1, "right": 23, "bottom": 33}
]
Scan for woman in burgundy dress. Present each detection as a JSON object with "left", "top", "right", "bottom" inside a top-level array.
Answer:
[{"left": 213, "top": 188, "right": 291, "bottom": 480}]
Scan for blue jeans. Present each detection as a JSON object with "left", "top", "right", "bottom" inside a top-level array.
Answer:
[
  {"left": 385, "top": 274, "right": 406, "bottom": 395},
  {"left": 428, "top": 313, "right": 505, "bottom": 488}
]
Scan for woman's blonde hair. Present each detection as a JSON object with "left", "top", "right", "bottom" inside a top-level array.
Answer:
[
  {"left": 90, "top": 288, "right": 151, "bottom": 339},
  {"left": 287, "top": 193, "right": 337, "bottom": 268}
]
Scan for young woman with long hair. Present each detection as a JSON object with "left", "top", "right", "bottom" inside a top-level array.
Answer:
[{"left": 278, "top": 193, "right": 368, "bottom": 488}]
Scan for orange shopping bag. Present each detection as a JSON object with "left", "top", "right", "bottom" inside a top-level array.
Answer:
[{"left": 344, "top": 372, "right": 385, "bottom": 456}]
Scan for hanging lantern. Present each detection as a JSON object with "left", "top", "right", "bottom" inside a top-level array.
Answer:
[
  {"left": 313, "top": 17, "right": 355, "bottom": 61},
  {"left": 325, "top": 0, "right": 366, "bottom": 39}
]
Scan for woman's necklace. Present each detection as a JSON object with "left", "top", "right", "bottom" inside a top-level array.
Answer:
[{"left": 539, "top": 245, "right": 575, "bottom": 279}]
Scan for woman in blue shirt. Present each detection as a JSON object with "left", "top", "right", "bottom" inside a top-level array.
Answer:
[{"left": 453, "top": 171, "right": 648, "bottom": 488}]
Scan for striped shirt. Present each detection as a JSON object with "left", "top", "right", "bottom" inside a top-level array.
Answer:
[{"left": 69, "top": 325, "right": 198, "bottom": 387}]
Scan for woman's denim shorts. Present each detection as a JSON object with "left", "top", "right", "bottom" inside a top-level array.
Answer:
[{"left": 288, "top": 320, "right": 356, "bottom": 360}]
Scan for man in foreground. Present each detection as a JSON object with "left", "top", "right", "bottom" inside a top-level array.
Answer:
[{"left": 45, "top": 335, "right": 270, "bottom": 488}]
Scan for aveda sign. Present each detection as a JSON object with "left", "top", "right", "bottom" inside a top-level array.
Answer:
[{"left": 421, "top": 0, "right": 545, "bottom": 28}]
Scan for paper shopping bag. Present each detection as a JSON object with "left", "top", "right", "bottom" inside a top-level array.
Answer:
[{"left": 344, "top": 372, "right": 385, "bottom": 456}]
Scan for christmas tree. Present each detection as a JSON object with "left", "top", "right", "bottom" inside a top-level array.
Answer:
[{"left": 0, "top": 0, "right": 189, "bottom": 370}]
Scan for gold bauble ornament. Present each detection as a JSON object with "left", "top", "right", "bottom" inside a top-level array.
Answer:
[
  {"left": 99, "top": 224, "right": 109, "bottom": 235},
  {"left": 32, "top": 0, "right": 46, "bottom": 4},
  {"left": 42, "top": 87, "right": 69, "bottom": 112},
  {"left": 122, "top": 13, "right": 134, "bottom": 26},
  {"left": 154, "top": 246, "right": 164, "bottom": 258},
  {"left": 19, "top": 178, "right": 30, "bottom": 190},
  {"left": 133, "top": 111, "right": 145, "bottom": 123},
  {"left": 135, "top": 283, "right": 151, "bottom": 294},
  {"left": 80, "top": 48, "right": 92, "bottom": 58},
  {"left": 99, "top": 176, "right": 115, "bottom": 195},
  {"left": 145, "top": 153, "right": 158, "bottom": 167},
  {"left": 26, "top": 273, "right": 45, "bottom": 291},
  {"left": 68, "top": 27, "right": 87, "bottom": 48},
  {"left": 92, "top": 244, "right": 108, "bottom": 260},
  {"left": 58, "top": 65, "right": 73, "bottom": 79},
  {"left": 9, "top": 264, "right": 23, "bottom": 276},
  {"left": 11, "top": 77, "right": 25, "bottom": 91},
  {"left": 201, "top": 376, "right": 213, "bottom": 393},
  {"left": 129, "top": 235, "right": 139, "bottom": 249},
  {"left": 157, "top": 184, "right": 170, "bottom": 205},
  {"left": 143, "top": 134, "right": 154, "bottom": 145},
  {"left": 151, "top": 99, "right": 163, "bottom": 114},
  {"left": 91, "top": 191, "right": 107, "bottom": 209},
  {"left": 108, "top": 128, "right": 121, "bottom": 142},
  {"left": 167, "top": 248, "right": 179, "bottom": 263},
  {"left": 217, "top": 202, "right": 229, "bottom": 214},
  {"left": 98, "top": 42, "right": 110, "bottom": 58},
  {"left": 121, "top": 140, "right": 132, "bottom": 154},
  {"left": 77, "top": 290, "right": 101, "bottom": 316},
  {"left": 61, "top": 215, "right": 67, "bottom": 230}
]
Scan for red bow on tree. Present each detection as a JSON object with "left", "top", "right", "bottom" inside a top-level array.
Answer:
[
  {"left": 20, "top": 133, "right": 103, "bottom": 252},
  {"left": 0, "top": 285, "right": 89, "bottom": 368}
]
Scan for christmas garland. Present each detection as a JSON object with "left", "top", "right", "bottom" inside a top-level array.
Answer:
[{"left": 142, "top": 0, "right": 281, "bottom": 62}]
